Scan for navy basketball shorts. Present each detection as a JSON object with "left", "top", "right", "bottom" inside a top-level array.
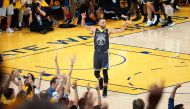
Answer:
[{"left": 94, "top": 51, "right": 109, "bottom": 70}]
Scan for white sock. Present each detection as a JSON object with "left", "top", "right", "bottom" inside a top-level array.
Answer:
[{"left": 19, "top": 23, "right": 22, "bottom": 27}]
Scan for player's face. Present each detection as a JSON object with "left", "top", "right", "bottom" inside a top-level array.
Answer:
[{"left": 99, "top": 19, "right": 106, "bottom": 29}]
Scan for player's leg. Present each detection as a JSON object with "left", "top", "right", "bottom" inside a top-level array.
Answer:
[
  {"left": 102, "top": 68, "right": 108, "bottom": 97},
  {"left": 102, "top": 51, "right": 109, "bottom": 97},
  {"left": 94, "top": 52, "right": 104, "bottom": 90}
]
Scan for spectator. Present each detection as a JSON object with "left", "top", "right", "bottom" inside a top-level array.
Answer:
[
  {"left": 47, "top": 77, "right": 59, "bottom": 97},
  {"left": 144, "top": 0, "right": 158, "bottom": 26},
  {"left": 77, "top": 0, "right": 98, "bottom": 25},
  {"left": 0, "top": 0, "right": 14, "bottom": 33},
  {"left": 11, "top": 69, "right": 45, "bottom": 99},
  {"left": 2, "top": 88, "right": 15, "bottom": 105},
  {"left": 168, "top": 84, "right": 184, "bottom": 109},
  {"left": 29, "top": 1, "right": 54, "bottom": 34},
  {"left": 147, "top": 82, "right": 164, "bottom": 109},
  {"left": 16, "top": 90, "right": 27, "bottom": 100},
  {"left": 133, "top": 98, "right": 145, "bottom": 109},
  {"left": 119, "top": 0, "right": 129, "bottom": 19},
  {"left": 39, "top": 90, "right": 51, "bottom": 101},
  {"left": 161, "top": 0, "right": 175, "bottom": 27},
  {"left": 11, "top": 0, "right": 24, "bottom": 30},
  {"left": 47, "top": 55, "right": 76, "bottom": 98},
  {"left": 129, "top": 0, "right": 141, "bottom": 21}
]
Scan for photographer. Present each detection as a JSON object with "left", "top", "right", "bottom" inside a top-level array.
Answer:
[
  {"left": 11, "top": 69, "right": 46, "bottom": 99},
  {"left": 29, "top": 1, "right": 54, "bottom": 34}
]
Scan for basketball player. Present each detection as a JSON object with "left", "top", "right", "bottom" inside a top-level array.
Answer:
[{"left": 81, "top": 12, "right": 130, "bottom": 97}]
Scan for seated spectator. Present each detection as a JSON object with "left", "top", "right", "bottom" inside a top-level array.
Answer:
[
  {"left": 96, "top": 7, "right": 104, "bottom": 20},
  {"left": 77, "top": 0, "right": 98, "bottom": 25},
  {"left": 118, "top": 0, "right": 130, "bottom": 20},
  {"left": 29, "top": 1, "right": 54, "bottom": 34},
  {"left": 43, "top": 0, "right": 72, "bottom": 23},
  {"left": 36, "top": 0, "right": 53, "bottom": 22},
  {"left": 17, "top": 0, "right": 34, "bottom": 29},
  {"left": 61, "top": 2, "right": 72, "bottom": 23},
  {"left": 12, "top": 0, "right": 26, "bottom": 30},
  {"left": 0, "top": 0, "right": 15, "bottom": 33}
]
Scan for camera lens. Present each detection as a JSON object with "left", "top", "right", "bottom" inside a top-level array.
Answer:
[{"left": 23, "top": 75, "right": 29, "bottom": 79}]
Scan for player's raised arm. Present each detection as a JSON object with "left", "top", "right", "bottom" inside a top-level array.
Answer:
[
  {"left": 108, "top": 20, "right": 131, "bottom": 34},
  {"left": 81, "top": 12, "right": 96, "bottom": 33}
]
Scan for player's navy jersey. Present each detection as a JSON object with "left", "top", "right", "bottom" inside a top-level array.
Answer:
[{"left": 94, "top": 28, "right": 109, "bottom": 52}]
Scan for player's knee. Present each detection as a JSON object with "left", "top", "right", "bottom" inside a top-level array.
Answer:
[{"left": 94, "top": 70, "right": 100, "bottom": 78}]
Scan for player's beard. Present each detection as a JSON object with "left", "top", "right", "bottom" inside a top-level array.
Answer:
[{"left": 101, "top": 26, "right": 106, "bottom": 29}]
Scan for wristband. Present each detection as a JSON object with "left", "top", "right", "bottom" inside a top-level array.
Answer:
[{"left": 31, "top": 83, "right": 36, "bottom": 88}]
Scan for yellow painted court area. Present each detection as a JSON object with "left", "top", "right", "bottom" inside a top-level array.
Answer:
[{"left": 1, "top": 7, "right": 190, "bottom": 94}]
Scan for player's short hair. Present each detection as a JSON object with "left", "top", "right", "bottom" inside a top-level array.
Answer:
[{"left": 98, "top": 18, "right": 105, "bottom": 22}]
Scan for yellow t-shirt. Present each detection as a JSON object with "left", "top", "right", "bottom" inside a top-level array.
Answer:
[
  {"left": 14, "top": 0, "right": 22, "bottom": 9},
  {"left": 34, "top": 0, "right": 49, "bottom": 7},
  {"left": 3, "top": 0, "right": 13, "bottom": 7},
  {"left": 3, "top": 0, "right": 10, "bottom": 7},
  {"left": 23, "top": 85, "right": 34, "bottom": 100},
  {"left": 1, "top": 95, "right": 15, "bottom": 105},
  {"left": 20, "top": 0, "right": 32, "bottom": 11},
  {"left": 40, "top": 0, "right": 49, "bottom": 7}
]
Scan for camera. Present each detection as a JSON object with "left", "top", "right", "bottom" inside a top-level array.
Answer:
[{"left": 23, "top": 75, "right": 29, "bottom": 79}]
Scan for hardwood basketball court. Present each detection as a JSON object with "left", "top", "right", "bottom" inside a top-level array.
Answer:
[{"left": 0, "top": 6, "right": 190, "bottom": 109}]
